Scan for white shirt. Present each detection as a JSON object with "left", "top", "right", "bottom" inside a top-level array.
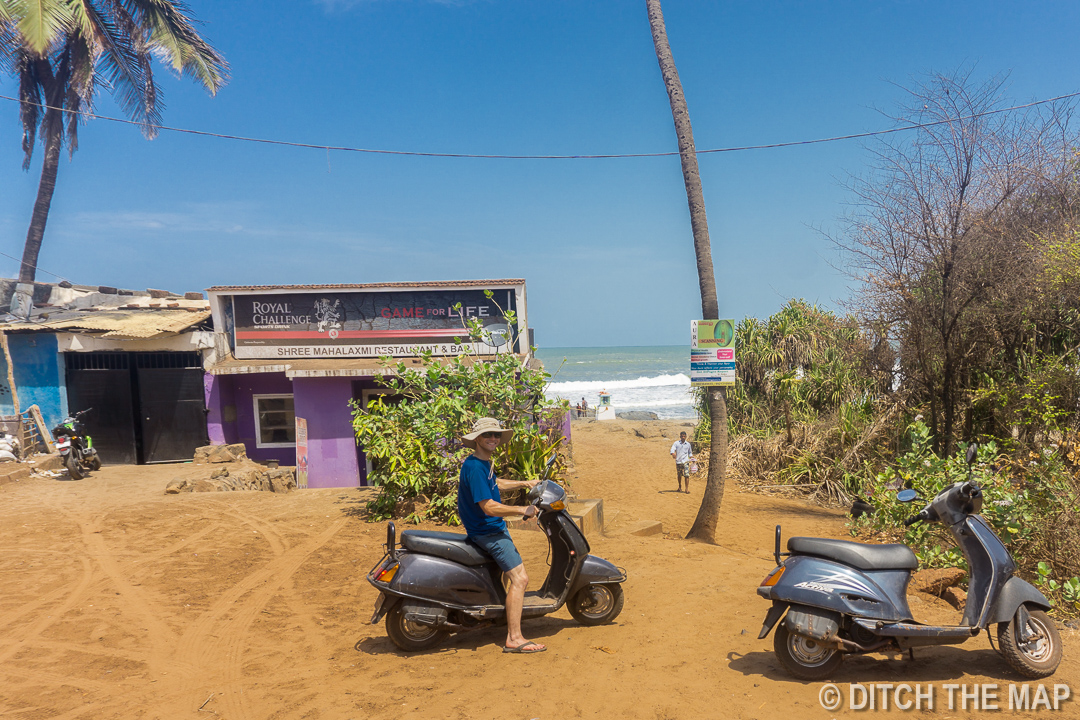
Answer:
[{"left": 670, "top": 439, "right": 692, "bottom": 464}]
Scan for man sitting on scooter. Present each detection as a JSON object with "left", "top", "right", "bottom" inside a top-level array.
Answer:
[{"left": 459, "top": 417, "right": 546, "bottom": 654}]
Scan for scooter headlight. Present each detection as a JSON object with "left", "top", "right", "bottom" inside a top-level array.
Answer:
[{"left": 760, "top": 566, "right": 785, "bottom": 587}]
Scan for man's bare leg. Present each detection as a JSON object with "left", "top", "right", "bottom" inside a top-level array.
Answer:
[{"left": 504, "top": 564, "right": 544, "bottom": 651}]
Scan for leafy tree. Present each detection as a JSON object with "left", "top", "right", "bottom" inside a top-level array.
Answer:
[
  {"left": 1, "top": 0, "right": 227, "bottom": 283},
  {"left": 352, "top": 297, "right": 567, "bottom": 524},
  {"left": 836, "top": 70, "right": 1080, "bottom": 454},
  {"left": 646, "top": 0, "right": 729, "bottom": 543}
]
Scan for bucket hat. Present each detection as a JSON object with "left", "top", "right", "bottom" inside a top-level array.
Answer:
[{"left": 462, "top": 417, "right": 515, "bottom": 449}]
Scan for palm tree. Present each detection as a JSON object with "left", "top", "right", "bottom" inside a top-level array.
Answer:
[
  {"left": 1, "top": 1, "right": 227, "bottom": 285},
  {"left": 645, "top": 0, "right": 728, "bottom": 542}
]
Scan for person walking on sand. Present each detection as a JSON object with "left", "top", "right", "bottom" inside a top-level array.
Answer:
[
  {"left": 670, "top": 431, "right": 693, "bottom": 493},
  {"left": 581, "top": 397, "right": 588, "bottom": 417},
  {"left": 458, "top": 417, "right": 547, "bottom": 654}
]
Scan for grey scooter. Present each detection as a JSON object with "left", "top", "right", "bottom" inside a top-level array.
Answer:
[
  {"left": 367, "top": 475, "right": 626, "bottom": 651},
  {"left": 757, "top": 444, "right": 1062, "bottom": 680}
]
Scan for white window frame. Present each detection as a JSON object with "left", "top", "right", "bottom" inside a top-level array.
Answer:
[{"left": 253, "top": 393, "right": 296, "bottom": 449}]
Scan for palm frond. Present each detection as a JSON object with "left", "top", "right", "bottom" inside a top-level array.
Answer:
[
  {"left": 17, "top": 51, "right": 43, "bottom": 168},
  {"left": 125, "top": 0, "right": 228, "bottom": 93},
  {"left": 75, "top": 0, "right": 158, "bottom": 128},
  {"left": 13, "top": 0, "right": 75, "bottom": 55}
]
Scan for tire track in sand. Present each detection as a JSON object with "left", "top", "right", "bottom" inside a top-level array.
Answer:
[{"left": 171, "top": 518, "right": 347, "bottom": 719}]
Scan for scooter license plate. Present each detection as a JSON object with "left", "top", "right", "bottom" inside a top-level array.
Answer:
[{"left": 370, "top": 593, "right": 387, "bottom": 625}]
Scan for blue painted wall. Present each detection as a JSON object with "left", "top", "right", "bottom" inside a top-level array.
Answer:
[{"left": 0, "top": 333, "right": 66, "bottom": 429}]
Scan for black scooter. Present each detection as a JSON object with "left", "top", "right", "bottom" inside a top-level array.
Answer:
[
  {"left": 367, "top": 474, "right": 627, "bottom": 651},
  {"left": 757, "top": 444, "right": 1062, "bottom": 680}
]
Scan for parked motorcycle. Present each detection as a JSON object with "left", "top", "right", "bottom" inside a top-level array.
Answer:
[
  {"left": 757, "top": 443, "right": 1061, "bottom": 680},
  {"left": 367, "top": 462, "right": 626, "bottom": 651},
  {"left": 53, "top": 408, "right": 101, "bottom": 480}
]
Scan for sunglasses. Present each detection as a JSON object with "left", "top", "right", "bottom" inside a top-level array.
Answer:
[{"left": 480, "top": 432, "right": 503, "bottom": 439}]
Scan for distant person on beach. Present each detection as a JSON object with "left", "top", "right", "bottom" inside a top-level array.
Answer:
[
  {"left": 458, "top": 417, "right": 546, "bottom": 654},
  {"left": 581, "top": 398, "right": 588, "bottom": 417},
  {"left": 670, "top": 431, "right": 693, "bottom": 493}
]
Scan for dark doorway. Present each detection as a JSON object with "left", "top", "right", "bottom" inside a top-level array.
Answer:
[
  {"left": 65, "top": 354, "right": 137, "bottom": 465},
  {"left": 65, "top": 352, "right": 208, "bottom": 465}
]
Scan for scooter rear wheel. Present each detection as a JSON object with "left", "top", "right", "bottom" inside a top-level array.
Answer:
[
  {"left": 774, "top": 623, "right": 842, "bottom": 681},
  {"left": 998, "top": 608, "right": 1062, "bottom": 678},
  {"left": 65, "top": 454, "right": 85, "bottom": 480},
  {"left": 385, "top": 604, "right": 449, "bottom": 652}
]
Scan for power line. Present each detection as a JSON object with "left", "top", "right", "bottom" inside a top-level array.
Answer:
[
  {"left": 0, "top": 250, "right": 71, "bottom": 284},
  {"left": 1, "top": 90, "right": 1079, "bottom": 160}
]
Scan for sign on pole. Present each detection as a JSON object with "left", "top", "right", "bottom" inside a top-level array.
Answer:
[
  {"left": 691, "top": 319, "right": 736, "bottom": 386},
  {"left": 295, "top": 416, "right": 309, "bottom": 489}
]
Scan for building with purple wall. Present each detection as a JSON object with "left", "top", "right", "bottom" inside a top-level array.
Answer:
[{"left": 204, "top": 281, "right": 532, "bottom": 489}]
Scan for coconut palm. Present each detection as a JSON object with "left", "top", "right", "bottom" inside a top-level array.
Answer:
[
  {"left": 645, "top": 0, "right": 728, "bottom": 542},
  {"left": 1, "top": 0, "right": 227, "bottom": 284}
]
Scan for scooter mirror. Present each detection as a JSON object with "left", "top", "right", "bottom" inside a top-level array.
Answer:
[
  {"left": 965, "top": 443, "right": 978, "bottom": 466},
  {"left": 896, "top": 489, "right": 918, "bottom": 503},
  {"left": 546, "top": 454, "right": 557, "bottom": 468}
]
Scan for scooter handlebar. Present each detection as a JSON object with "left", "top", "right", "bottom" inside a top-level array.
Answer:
[{"left": 903, "top": 511, "right": 926, "bottom": 527}]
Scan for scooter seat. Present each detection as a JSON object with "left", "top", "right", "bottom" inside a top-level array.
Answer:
[
  {"left": 400, "top": 530, "right": 493, "bottom": 567},
  {"left": 788, "top": 537, "right": 918, "bottom": 571}
]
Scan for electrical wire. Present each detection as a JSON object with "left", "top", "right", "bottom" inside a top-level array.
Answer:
[
  {"left": 0, "top": 250, "right": 71, "bottom": 284},
  {"left": 2, "top": 90, "right": 1079, "bottom": 160}
]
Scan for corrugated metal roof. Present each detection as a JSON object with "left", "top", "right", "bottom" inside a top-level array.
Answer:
[
  {"left": 206, "top": 279, "right": 526, "bottom": 292},
  {"left": 19, "top": 309, "right": 211, "bottom": 339}
]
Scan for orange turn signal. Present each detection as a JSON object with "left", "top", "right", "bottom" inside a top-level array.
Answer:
[
  {"left": 760, "top": 566, "right": 785, "bottom": 587},
  {"left": 377, "top": 564, "right": 399, "bottom": 583}
]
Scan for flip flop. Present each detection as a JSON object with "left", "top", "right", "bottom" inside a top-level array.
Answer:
[{"left": 503, "top": 641, "right": 546, "bottom": 654}]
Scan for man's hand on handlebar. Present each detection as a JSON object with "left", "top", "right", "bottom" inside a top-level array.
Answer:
[{"left": 523, "top": 505, "right": 539, "bottom": 522}]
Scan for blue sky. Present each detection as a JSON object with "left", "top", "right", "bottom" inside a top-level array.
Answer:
[{"left": 3, "top": 1, "right": 1080, "bottom": 347}]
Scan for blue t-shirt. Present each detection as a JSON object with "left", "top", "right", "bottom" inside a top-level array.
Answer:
[{"left": 457, "top": 455, "right": 506, "bottom": 537}]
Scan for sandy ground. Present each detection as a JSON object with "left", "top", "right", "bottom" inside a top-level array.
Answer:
[{"left": 0, "top": 418, "right": 1076, "bottom": 720}]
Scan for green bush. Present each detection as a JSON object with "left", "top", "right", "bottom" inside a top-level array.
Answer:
[
  {"left": 851, "top": 420, "right": 1080, "bottom": 613},
  {"left": 352, "top": 349, "right": 566, "bottom": 525}
]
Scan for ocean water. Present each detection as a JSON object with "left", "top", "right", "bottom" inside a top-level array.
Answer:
[{"left": 534, "top": 346, "right": 696, "bottom": 420}]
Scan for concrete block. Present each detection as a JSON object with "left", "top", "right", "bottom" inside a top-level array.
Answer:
[
  {"left": 626, "top": 520, "right": 663, "bottom": 537},
  {"left": 567, "top": 498, "right": 604, "bottom": 538}
]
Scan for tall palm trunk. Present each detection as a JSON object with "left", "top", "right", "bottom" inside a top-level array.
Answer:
[
  {"left": 646, "top": 0, "right": 728, "bottom": 542},
  {"left": 19, "top": 111, "right": 62, "bottom": 284}
]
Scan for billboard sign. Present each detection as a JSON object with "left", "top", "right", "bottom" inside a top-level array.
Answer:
[
  {"left": 231, "top": 288, "right": 518, "bottom": 359},
  {"left": 691, "top": 319, "right": 736, "bottom": 386}
]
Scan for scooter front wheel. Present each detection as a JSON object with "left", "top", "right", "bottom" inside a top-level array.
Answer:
[
  {"left": 568, "top": 584, "right": 624, "bottom": 626},
  {"left": 385, "top": 605, "right": 449, "bottom": 652},
  {"left": 774, "top": 623, "right": 842, "bottom": 681},
  {"left": 998, "top": 608, "right": 1062, "bottom": 679},
  {"left": 88, "top": 454, "right": 102, "bottom": 471}
]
